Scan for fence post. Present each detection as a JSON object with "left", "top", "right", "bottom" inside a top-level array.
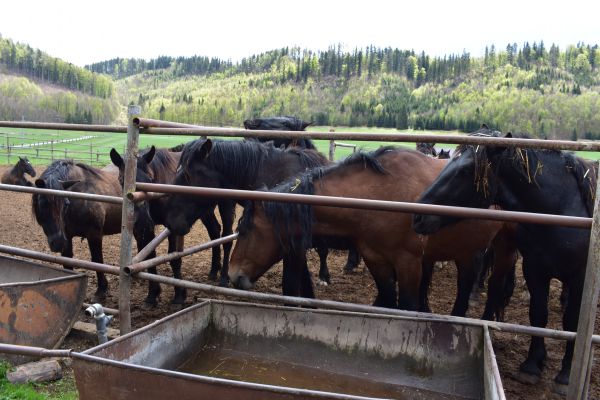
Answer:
[
  {"left": 118, "top": 105, "right": 140, "bottom": 334},
  {"left": 328, "top": 129, "right": 336, "bottom": 161},
  {"left": 6, "top": 135, "right": 10, "bottom": 164},
  {"left": 567, "top": 174, "right": 600, "bottom": 399},
  {"left": 90, "top": 142, "right": 93, "bottom": 164},
  {"left": 50, "top": 140, "right": 54, "bottom": 161}
]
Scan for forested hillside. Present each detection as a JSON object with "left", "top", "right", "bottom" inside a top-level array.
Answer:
[
  {"left": 0, "top": 35, "right": 120, "bottom": 123},
  {"left": 107, "top": 43, "right": 600, "bottom": 140}
]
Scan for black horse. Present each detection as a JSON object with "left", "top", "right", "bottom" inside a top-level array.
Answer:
[
  {"left": 32, "top": 160, "right": 155, "bottom": 301},
  {"left": 413, "top": 127, "right": 597, "bottom": 388},
  {"left": 163, "top": 138, "right": 355, "bottom": 285},
  {"left": 2, "top": 156, "right": 36, "bottom": 186},
  {"left": 243, "top": 116, "right": 317, "bottom": 149},
  {"left": 110, "top": 146, "right": 211, "bottom": 305}
]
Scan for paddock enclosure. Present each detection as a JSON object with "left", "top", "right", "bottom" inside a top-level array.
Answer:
[{"left": 0, "top": 111, "right": 599, "bottom": 399}]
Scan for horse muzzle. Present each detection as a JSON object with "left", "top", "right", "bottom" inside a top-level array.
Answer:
[
  {"left": 229, "top": 271, "right": 254, "bottom": 290},
  {"left": 48, "top": 234, "right": 68, "bottom": 253},
  {"left": 412, "top": 214, "right": 442, "bottom": 235}
]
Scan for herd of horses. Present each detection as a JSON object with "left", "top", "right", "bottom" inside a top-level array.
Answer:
[{"left": 3, "top": 117, "right": 597, "bottom": 390}]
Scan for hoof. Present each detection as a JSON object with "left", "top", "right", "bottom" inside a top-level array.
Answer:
[
  {"left": 317, "top": 279, "right": 329, "bottom": 287},
  {"left": 551, "top": 382, "right": 568, "bottom": 396},
  {"left": 169, "top": 303, "right": 185, "bottom": 312},
  {"left": 208, "top": 271, "right": 219, "bottom": 282},
  {"left": 513, "top": 370, "right": 541, "bottom": 385},
  {"left": 141, "top": 301, "right": 157, "bottom": 310}
]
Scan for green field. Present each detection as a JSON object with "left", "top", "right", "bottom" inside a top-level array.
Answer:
[{"left": 0, "top": 126, "right": 598, "bottom": 167}]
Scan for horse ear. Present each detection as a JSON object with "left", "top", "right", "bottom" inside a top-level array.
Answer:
[
  {"left": 196, "top": 139, "right": 213, "bottom": 160},
  {"left": 18, "top": 156, "right": 24, "bottom": 161},
  {"left": 505, "top": 132, "right": 513, "bottom": 138},
  {"left": 481, "top": 123, "right": 489, "bottom": 130},
  {"left": 431, "top": 147, "right": 438, "bottom": 157},
  {"left": 110, "top": 148, "right": 124, "bottom": 169},
  {"left": 60, "top": 180, "right": 80, "bottom": 190},
  {"left": 143, "top": 145, "right": 156, "bottom": 164},
  {"left": 35, "top": 179, "right": 46, "bottom": 188}
]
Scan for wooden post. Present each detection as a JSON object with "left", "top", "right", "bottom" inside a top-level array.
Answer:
[
  {"left": 118, "top": 105, "right": 140, "bottom": 334},
  {"left": 6, "top": 135, "right": 10, "bottom": 164},
  {"left": 90, "top": 142, "right": 93, "bottom": 164},
  {"left": 567, "top": 174, "right": 600, "bottom": 399},
  {"left": 328, "top": 129, "right": 336, "bottom": 161},
  {"left": 50, "top": 140, "right": 54, "bottom": 161}
]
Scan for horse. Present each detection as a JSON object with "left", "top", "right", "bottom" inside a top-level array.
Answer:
[
  {"left": 416, "top": 142, "right": 452, "bottom": 159},
  {"left": 412, "top": 128, "right": 597, "bottom": 388},
  {"left": 110, "top": 146, "right": 202, "bottom": 305},
  {"left": 2, "top": 156, "right": 36, "bottom": 186},
  {"left": 163, "top": 138, "right": 354, "bottom": 286},
  {"left": 32, "top": 160, "right": 155, "bottom": 302},
  {"left": 243, "top": 116, "right": 317, "bottom": 149},
  {"left": 229, "top": 147, "right": 516, "bottom": 315}
]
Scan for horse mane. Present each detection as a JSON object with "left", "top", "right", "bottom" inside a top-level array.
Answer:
[
  {"left": 238, "top": 146, "right": 398, "bottom": 252},
  {"left": 32, "top": 160, "right": 77, "bottom": 223},
  {"left": 143, "top": 147, "right": 179, "bottom": 183},
  {"left": 567, "top": 155, "right": 598, "bottom": 216}
]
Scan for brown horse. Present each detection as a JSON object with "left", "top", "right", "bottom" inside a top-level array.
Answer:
[
  {"left": 229, "top": 147, "right": 517, "bottom": 313},
  {"left": 32, "top": 160, "right": 155, "bottom": 301},
  {"left": 2, "top": 157, "right": 36, "bottom": 186}
]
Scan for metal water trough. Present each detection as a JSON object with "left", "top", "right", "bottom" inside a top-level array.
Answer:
[
  {"left": 0, "top": 254, "right": 87, "bottom": 365},
  {"left": 73, "top": 300, "right": 504, "bottom": 400}
]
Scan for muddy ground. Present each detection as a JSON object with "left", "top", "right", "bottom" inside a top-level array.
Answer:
[{"left": 0, "top": 165, "right": 597, "bottom": 399}]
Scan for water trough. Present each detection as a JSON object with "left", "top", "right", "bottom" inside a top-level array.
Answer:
[{"left": 72, "top": 300, "right": 504, "bottom": 399}]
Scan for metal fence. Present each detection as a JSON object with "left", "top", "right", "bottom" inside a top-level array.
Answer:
[{"left": 0, "top": 113, "right": 599, "bottom": 399}]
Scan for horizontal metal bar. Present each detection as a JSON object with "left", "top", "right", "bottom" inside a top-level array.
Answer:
[
  {"left": 0, "top": 183, "right": 123, "bottom": 204},
  {"left": 128, "top": 191, "right": 167, "bottom": 202},
  {"left": 134, "top": 270, "right": 600, "bottom": 345},
  {"left": 0, "top": 121, "right": 127, "bottom": 133},
  {"left": 0, "top": 343, "right": 72, "bottom": 358},
  {"left": 131, "top": 228, "right": 171, "bottom": 264},
  {"left": 0, "top": 244, "right": 120, "bottom": 275},
  {"left": 136, "top": 183, "right": 592, "bottom": 229},
  {"left": 125, "top": 233, "right": 238, "bottom": 274},
  {"left": 138, "top": 126, "right": 600, "bottom": 151}
]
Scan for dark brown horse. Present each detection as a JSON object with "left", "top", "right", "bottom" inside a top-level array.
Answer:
[
  {"left": 110, "top": 146, "right": 195, "bottom": 305},
  {"left": 32, "top": 160, "right": 154, "bottom": 301},
  {"left": 229, "top": 147, "right": 517, "bottom": 314},
  {"left": 2, "top": 157, "right": 36, "bottom": 186},
  {"left": 243, "top": 116, "right": 316, "bottom": 149}
]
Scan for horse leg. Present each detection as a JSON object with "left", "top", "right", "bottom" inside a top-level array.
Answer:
[
  {"left": 419, "top": 260, "right": 434, "bottom": 313},
  {"left": 315, "top": 246, "right": 331, "bottom": 286},
  {"left": 559, "top": 282, "right": 569, "bottom": 309},
  {"left": 133, "top": 227, "right": 162, "bottom": 306},
  {"left": 343, "top": 247, "right": 361, "bottom": 273},
  {"left": 217, "top": 200, "right": 235, "bottom": 287},
  {"left": 88, "top": 236, "right": 108, "bottom": 303},
  {"left": 451, "top": 258, "right": 477, "bottom": 317},
  {"left": 517, "top": 260, "right": 550, "bottom": 384},
  {"left": 168, "top": 234, "right": 187, "bottom": 305},
  {"left": 199, "top": 209, "right": 222, "bottom": 282},
  {"left": 61, "top": 238, "right": 74, "bottom": 270},
  {"left": 554, "top": 276, "right": 584, "bottom": 387},
  {"left": 395, "top": 254, "right": 422, "bottom": 311},
  {"left": 282, "top": 251, "right": 312, "bottom": 299}
]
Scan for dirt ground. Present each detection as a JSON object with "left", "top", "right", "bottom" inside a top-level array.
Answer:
[{"left": 0, "top": 165, "right": 598, "bottom": 399}]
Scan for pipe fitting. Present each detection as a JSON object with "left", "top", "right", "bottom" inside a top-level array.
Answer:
[{"left": 85, "top": 303, "right": 113, "bottom": 344}]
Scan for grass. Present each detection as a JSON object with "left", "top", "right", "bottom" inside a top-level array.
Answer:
[
  {"left": 0, "top": 362, "right": 78, "bottom": 400},
  {"left": 0, "top": 126, "right": 599, "bottom": 167}
]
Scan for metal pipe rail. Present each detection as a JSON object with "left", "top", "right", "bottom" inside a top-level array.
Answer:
[
  {"left": 135, "top": 183, "right": 592, "bottom": 229},
  {"left": 137, "top": 126, "right": 600, "bottom": 151},
  {"left": 0, "top": 121, "right": 127, "bottom": 133},
  {"left": 125, "top": 233, "right": 239, "bottom": 274},
  {"left": 0, "top": 183, "right": 123, "bottom": 204},
  {"left": 131, "top": 228, "right": 171, "bottom": 264},
  {"left": 128, "top": 191, "right": 167, "bottom": 202}
]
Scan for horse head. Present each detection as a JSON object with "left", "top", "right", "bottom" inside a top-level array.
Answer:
[
  {"left": 229, "top": 201, "right": 282, "bottom": 289},
  {"left": 33, "top": 177, "right": 71, "bottom": 252},
  {"left": 19, "top": 157, "right": 36, "bottom": 177},
  {"left": 110, "top": 146, "right": 156, "bottom": 187},
  {"left": 413, "top": 127, "right": 506, "bottom": 235},
  {"left": 164, "top": 139, "right": 216, "bottom": 235}
]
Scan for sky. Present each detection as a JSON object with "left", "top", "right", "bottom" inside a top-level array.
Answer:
[{"left": 0, "top": 0, "right": 599, "bottom": 67}]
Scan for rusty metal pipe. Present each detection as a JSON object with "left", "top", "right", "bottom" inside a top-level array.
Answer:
[
  {"left": 131, "top": 228, "right": 171, "bottom": 264},
  {"left": 137, "top": 126, "right": 600, "bottom": 152},
  {"left": 134, "top": 118, "right": 203, "bottom": 129},
  {"left": 0, "top": 121, "right": 127, "bottom": 133},
  {"left": 0, "top": 343, "right": 72, "bottom": 358},
  {"left": 0, "top": 244, "right": 120, "bottom": 275},
  {"left": 136, "top": 183, "right": 592, "bottom": 229},
  {"left": 127, "top": 191, "right": 166, "bottom": 203},
  {"left": 133, "top": 271, "right": 600, "bottom": 345},
  {"left": 0, "top": 183, "right": 123, "bottom": 204},
  {"left": 125, "top": 233, "right": 238, "bottom": 274}
]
